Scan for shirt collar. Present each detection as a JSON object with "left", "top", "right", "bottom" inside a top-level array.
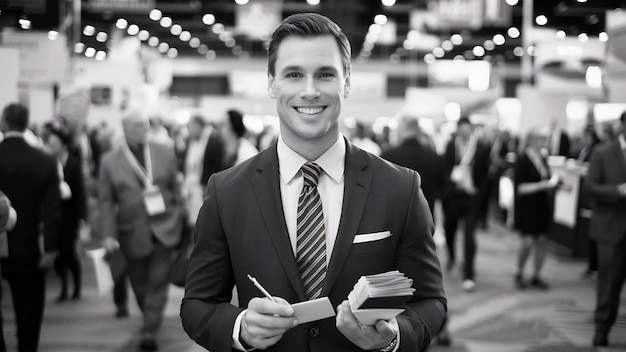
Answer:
[{"left": 277, "top": 135, "right": 346, "bottom": 185}]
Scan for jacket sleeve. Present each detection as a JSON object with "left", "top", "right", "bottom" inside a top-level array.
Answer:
[
  {"left": 397, "top": 172, "right": 447, "bottom": 352},
  {"left": 180, "top": 174, "right": 243, "bottom": 352},
  {"left": 42, "top": 156, "right": 62, "bottom": 253},
  {"left": 97, "top": 156, "right": 118, "bottom": 240},
  {"left": 585, "top": 147, "right": 621, "bottom": 204}
]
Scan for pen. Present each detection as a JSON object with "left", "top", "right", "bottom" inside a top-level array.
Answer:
[{"left": 247, "top": 274, "right": 277, "bottom": 303}]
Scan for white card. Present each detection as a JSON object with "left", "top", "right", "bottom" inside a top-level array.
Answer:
[
  {"left": 291, "top": 297, "right": 336, "bottom": 324},
  {"left": 144, "top": 186, "right": 166, "bottom": 216}
]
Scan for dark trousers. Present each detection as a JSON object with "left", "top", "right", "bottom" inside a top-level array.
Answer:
[
  {"left": 4, "top": 270, "right": 46, "bottom": 352},
  {"left": 54, "top": 222, "right": 81, "bottom": 298},
  {"left": 443, "top": 194, "right": 479, "bottom": 280},
  {"left": 594, "top": 234, "right": 626, "bottom": 335},
  {"left": 113, "top": 271, "right": 129, "bottom": 310},
  {"left": 126, "top": 240, "right": 175, "bottom": 336}
]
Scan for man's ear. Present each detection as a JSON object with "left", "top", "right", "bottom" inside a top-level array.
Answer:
[
  {"left": 268, "top": 75, "right": 276, "bottom": 99},
  {"left": 343, "top": 76, "right": 351, "bottom": 98}
]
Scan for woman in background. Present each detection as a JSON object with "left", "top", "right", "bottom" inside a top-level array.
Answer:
[
  {"left": 45, "top": 126, "right": 86, "bottom": 301},
  {"left": 221, "top": 109, "right": 258, "bottom": 167},
  {"left": 513, "top": 130, "right": 559, "bottom": 290}
]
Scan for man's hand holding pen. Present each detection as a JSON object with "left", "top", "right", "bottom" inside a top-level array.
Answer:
[{"left": 240, "top": 297, "right": 298, "bottom": 349}]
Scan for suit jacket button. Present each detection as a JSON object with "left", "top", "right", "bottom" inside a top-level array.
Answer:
[{"left": 309, "top": 327, "right": 319, "bottom": 338}]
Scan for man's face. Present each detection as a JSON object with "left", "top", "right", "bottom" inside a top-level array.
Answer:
[
  {"left": 268, "top": 35, "right": 350, "bottom": 147},
  {"left": 187, "top": 120, "right": 203, "bottom": 140},
  {"left": 457, "top": 123, "right": 472, "bottom": 139},
  {"left": 122, "top": 114, "right": 149, "bottom": 147}
]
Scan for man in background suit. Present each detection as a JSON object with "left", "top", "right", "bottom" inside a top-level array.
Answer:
[
  {"left": 381, "top": 116, "right": 445, "bottom": 215},
  {"left": 585, "top": 111, "right": 626, "bottom": 347},
  {"left": 181, "top": 13, "right": 446, "bottom": 352},
  {"left": 0, "top": 103, "right": 61, "bottom": 352},
  {"left": 99, "top": 108, "right": 184, "bottom": 351},
  {"left": 548, "top": 120, "right": 570, "bottom": 157},
  {"left": 442, "top": 117, "right": 491, "bottom": 292}
]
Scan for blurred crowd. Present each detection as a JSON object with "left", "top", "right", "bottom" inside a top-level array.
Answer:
[{"left": 0, "top": 100, "right": 624, "bottom": 351}]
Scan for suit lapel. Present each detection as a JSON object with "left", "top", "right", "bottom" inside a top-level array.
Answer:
[
  {"left": 116, "top": 147, "right": 144, "bottom": 189},
  {"left": 252, "top": 145, "right": 306, "bottom": 300},
  {"left": 323, "top": 140, "right": 371, "bottom": 296}
]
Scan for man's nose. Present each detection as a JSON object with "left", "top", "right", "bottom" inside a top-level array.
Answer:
[{"left": 300, "top": 77, "right": 321, "bottom": 99}]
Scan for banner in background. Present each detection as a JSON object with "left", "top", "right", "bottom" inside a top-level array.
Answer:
[{"left": 0, "top": 32, "right": 69, "bottom": 83}]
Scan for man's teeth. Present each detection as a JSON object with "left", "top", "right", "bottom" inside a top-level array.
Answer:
[{"left": 296, "top": 107, "right": 324, "bottom": 115}]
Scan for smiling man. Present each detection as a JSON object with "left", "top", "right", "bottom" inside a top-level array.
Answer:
[{"left": 181, "top": 13, "right": 446, "bottom": 352}]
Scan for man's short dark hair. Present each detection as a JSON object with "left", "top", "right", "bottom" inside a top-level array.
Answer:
[
  {"left": 189, "top": 115, "right": 206, "bottom": 127},
  {"left": 267, "top": 12, "right": 351, "bottom": 79},
  {"left": 2, "top": 103, "right": 29, "bottom": 132},
  {"left": 620, "top": 111, "right": 626, "bottom": 124},
  {"left": 457, "top": 116, "right": 471, "bottom": 126},
  {"left": 46, "top": 125, "right": 71, "bottom": 147}
]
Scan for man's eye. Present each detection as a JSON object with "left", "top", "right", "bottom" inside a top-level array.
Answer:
[
  {"left": 319, "top": 72, "right": 335, "bottom": 78},
  {"left": 285, "top": 72, "right": 302, "bottom": 78}
]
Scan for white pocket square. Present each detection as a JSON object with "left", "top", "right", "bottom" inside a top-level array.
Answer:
[{"left": 353, "top": 231, "right": 392, "bottom": 244}]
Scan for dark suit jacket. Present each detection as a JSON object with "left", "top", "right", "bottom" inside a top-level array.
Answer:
[
  {"left": 0, "top": 136, "right": 61, "bottom": 273},
  {"left": 549, "top": 131, "right": 570, "bottom": 157},
  {"left": 181, "top": 129, "right": 226, "bottom": 187},
  {"left": 98, "top": 140, "right": 184, "bottom": 259},
  {"left": 381, "top": 139, "right": 446, "bottom": 211},
  {"left": 585, "top": 138, "right": 626, "bottom": 244},
  {"left": 443, "top": 136, "right": 491, "bottom": 199},
  {"left": 181, "top": 140, "right": 446, "bottom": 352}
]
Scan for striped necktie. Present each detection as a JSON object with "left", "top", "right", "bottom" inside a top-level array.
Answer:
[{"left": 296, "top": 162, "right": 326, "bottom": 300}]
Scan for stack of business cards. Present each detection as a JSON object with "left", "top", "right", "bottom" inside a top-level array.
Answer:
[{"left": 348, "top": 270, "right": 415, "bottom": 325}]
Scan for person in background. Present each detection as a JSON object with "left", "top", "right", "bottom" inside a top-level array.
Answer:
[
  {"left": 44, "top": 126, "right": 87, "bottom": 301},
  {"left": 99, "top": 107, "right": 184, "bottom": 351},
  {"left": 181, "top": 12, "right": 446, "bottom": 352},
  {"left": 513, "top": 130, "right": 558, "bottom": 290},
  {"left": 585, "top": 111, "right": 626, "bottom": 347},
  {"left": 348, "top": 120, "right": 382, "bottom": 156},
  {"left": 548, "top": 119, "right": 570, "bottom": 157},
  {"left": 0, "top": 103, "right": 61, "bottom": 352},
  {"left": 181, "top": 115, "right": 226, "bottom": 225},
  {"left": 442, "top": 116, "right": 491, "bottom": 292},
  {"left": 0, "top": 190, "right": 16, "bottom": 352},
  {"left": 148, "top": 115, "right": 174, "bottom": 146},
  {"left": 221, "top": 109, "right": 259, "bottom": 167},
  {"left": 578, "top": 127, "right": 601, "bottom": 280}
]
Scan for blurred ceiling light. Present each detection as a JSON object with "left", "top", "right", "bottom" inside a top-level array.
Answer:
[
  {"left": 235, "top": 0, "right": 249, "bottom": 4},
  {"left": 95, "top": 50, "right": 106, "bottom": 61},
  {"left": 170, "top": 24, "right": 182, "bottom": 35},
  {"left": 198, "top": 44, "right": 209, "bottom": 54},
  {"left": 83, "top": 25, "right": 95, "bottom": 36},
  {"left": 374, "top": 14, "right": 387, "bottom": 25},
  {"left": 189, "top": 37, "right": 201, "bottom": 48},
  {"left": 19, "top": 18, "right": 31, "bottom": 30},
  {"left": 212, "top": 23, "right": 225, "bottom": 34},
  {"left": 74, "top": 43, "right": 85, "bottom": 53},
  {"left": 368, "top": 23, "right": 382, "bottom": 34},
  {"left": 202, "top": 14, "right": 215, "bottom": 25},
  {"left": 365, "top": 32, "right": 379, "bottom": 43},
  {"left": 577, "top": 0, "right": 587, "bottom": 2},
  {"left": 578, "top": 33, "right": 589, "bottom": 42},
  {"left": 450, "top": 34, "right": 463, "bottom": 45},
  {"left": 116, "top": 18, "right": 128, "bottom": 29},
  {"left": 433, "top": 47, "right": 444, "bottom": 58},
  {"left": 219, "top": 32, "right": 232, "bottom": 41},
  {"left": 96, "top": 31, "right": 108, "bottom": 42},
  {"left": 507, "top": 27, "right": 520, "bottom": 39},
  {"left": 473, "top": 46, "right": 485, "bottom": 57},
  {"left": 224, "top": 37, "right": 236, "bottom": 47},
  {"left": 149, "top": 9, "right": 162, "bottom": 21},
  {"left": 505, "top": 0, "right": 518, "bottom": 5},
  {"left": 148, "top": 36, "right": 159, "bottom": 47},
  {"left": 48, "top": 30, "right": 58, "bottom": 40},
  {"left": 513, "top": 46, "right": 524, "bottom": 57},
  {"left": 206, "top": 50, "right": 216, "bottom": 60},
  {"left": 442, "top": 40, "right": 453, "bottom": 51},
  {"left": 127, "top": 24, "right": 139, "bottom": 35},
  {"left": 160, "top": 16, "right": 172, "bottom": 28},
  {"left": 403, "top": 39, "right": 415, "bottom": 50},
  {"left": 85, "top": 47, "right": 96, "bottom": 58},
  {"left": 586, "top": 66, "right": 602, "bottom": 88},
  {"left": 233, "top": 46, "right": 243, "bottom": 55},
  {"left": 526, "top": 45, "right": 536, "bottom": 56},
  {"left": 453, "top": 55, "right": 465, "bottom": 61},
  {"left": 306, "top": 0, "right": 320, "bottom": 5},
  {"left": 535, "top": 15, "right": 548, "bottom": 26},
  {"left": 167, "top": 48, "right": 178, "bottom": 58},
  {"left": 424, "top": 53, "right": 436, "bottom": 64},
  {"left": 599, "top": 32, "right": 608, "bottom": 42},
  {"left": 138, "top": 30, "right": 149, "bottom": 41},
  {"left": 381, "top": 0, "right": 396, "bottom": 6},
  {"left": 556, "top": 30, "right": 566, "bottom": 39},
  {"left": 179, "top": 31, "right": 191, "bottom": 42},
  {"left": 493, "top": 34, "right": 505, "bottom": 45},
  {"left": 484, "top": 40, "right": 495, "bottom": 51},
  {"left": 158, "top": 42, "right": 169, "bottom": 53}
]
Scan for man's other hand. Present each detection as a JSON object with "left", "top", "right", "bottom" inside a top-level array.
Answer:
[
  {"left": 240, "top": 296, "right": 297, "bottom": 350},
  {"left": 336, "top": 300, "right": 399, "bottom": 350}
]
